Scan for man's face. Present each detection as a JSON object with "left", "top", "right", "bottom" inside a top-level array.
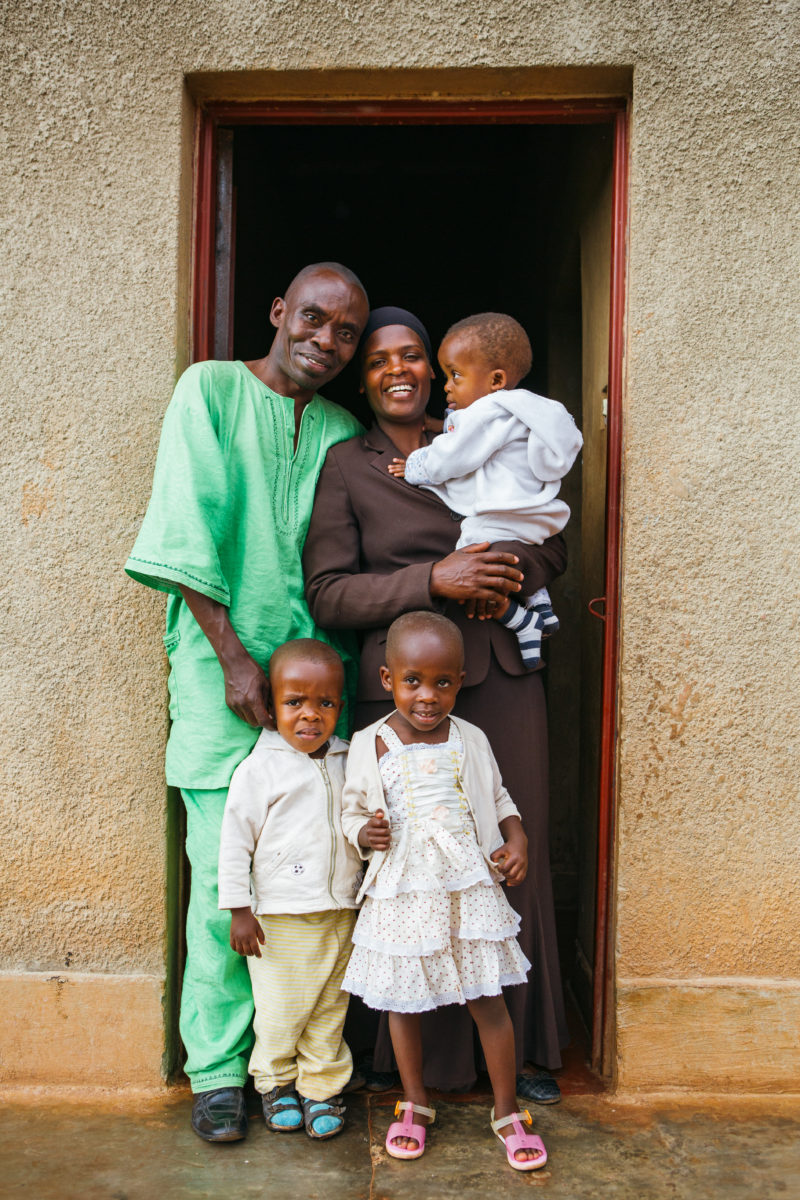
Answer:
[{"left": 268, "top": 269, "right": 369, "bottom": 395}]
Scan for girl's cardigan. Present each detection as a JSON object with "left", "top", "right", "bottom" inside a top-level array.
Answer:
[{"left": 341, "top": 714, "right": 522, "bottom": 904}]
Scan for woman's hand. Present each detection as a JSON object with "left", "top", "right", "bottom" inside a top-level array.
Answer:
[
  {"left": 229, "top": 907, "right": 266, "bottom": 957},
  {"left": 491, "top": 817, "right": 528, "bottom": 886},
  {"left": 430, "top": 542, "right": 524, "bottom": 603},
  {"left": 462, "top": 594, "right": 512, "bottom": 621},
  {"left": 358, "top": 810, "right": 392, "bottom": 851}
]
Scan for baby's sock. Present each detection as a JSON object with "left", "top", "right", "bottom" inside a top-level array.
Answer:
[
  {"left": 529, "top": 586, "right": 560, "bottom": 634},
  {"left": 497, "top": 599, "right": 544, "bottom": 669}
]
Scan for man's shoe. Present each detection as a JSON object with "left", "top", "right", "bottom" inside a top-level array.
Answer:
[
  {"left": 191, "top": 1086, "right": 248, "bottom": 1142},
  {"left": 516, "top": 1071, "right": 561, "bottom": 1105}
]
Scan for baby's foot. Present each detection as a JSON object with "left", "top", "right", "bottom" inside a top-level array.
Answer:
[
  {"left": 532, "top": 601, "right": 559, "bottom": 635},
  {"left": 496, "top": 599, "right": 544, "bottom": 669}
]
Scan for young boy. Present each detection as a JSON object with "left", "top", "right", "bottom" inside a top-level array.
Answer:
[
  {"left": 218, "top": 639, "right": 363, "bottom": 1139},
  {"left": 389, "top": 312, "right": 583, "bottom": 668}
]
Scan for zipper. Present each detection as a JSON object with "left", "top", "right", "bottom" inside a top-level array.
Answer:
[{"left": 316, "top": 758, "right": 338, "bottom": 906}]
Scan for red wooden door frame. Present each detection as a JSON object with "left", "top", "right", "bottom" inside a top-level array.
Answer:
[{"left": 191, "top": 97, "right": 629, "bottom": 1073}]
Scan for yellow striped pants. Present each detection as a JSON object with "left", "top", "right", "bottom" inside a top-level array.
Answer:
[{"left": 247, "top": 909, "right": 356, "bottom": 1101}]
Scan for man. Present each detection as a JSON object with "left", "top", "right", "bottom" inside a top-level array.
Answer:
[{"left": 126, "top": 263, "right": 369, "bottom": 1141}]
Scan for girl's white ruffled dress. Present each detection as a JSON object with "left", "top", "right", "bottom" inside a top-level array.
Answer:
[{"left": 343, "top": 721, "right": 531, "bottom": 1013}]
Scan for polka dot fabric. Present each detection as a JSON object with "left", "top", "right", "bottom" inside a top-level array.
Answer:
[{"left": 343, "top": 722, "right": 531, "bottom": 1013}]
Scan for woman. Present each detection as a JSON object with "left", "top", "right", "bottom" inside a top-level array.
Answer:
[{"left": 303, "top": 307, "right": 569, "bottom": 1096}]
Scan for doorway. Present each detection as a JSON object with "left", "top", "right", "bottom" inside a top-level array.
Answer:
[{"left": 191, "top": 99, "right": 627, "bottom": 1076}]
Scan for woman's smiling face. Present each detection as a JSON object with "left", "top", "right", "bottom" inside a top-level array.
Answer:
[{"left": 360, "top": 325, "right": 434, "bottom": 425}]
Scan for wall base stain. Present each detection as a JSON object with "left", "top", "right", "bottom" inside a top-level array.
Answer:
[
  {"left": 617, "top": 981, "right": 800, "bottom": 1092},
  {"left": 0, "top": 972, "right": 165, "bottom": 1088}
]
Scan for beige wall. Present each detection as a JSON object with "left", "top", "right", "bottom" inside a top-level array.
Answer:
[{"left": 1, "top": 0, "right": 798, "bottom": 1090}]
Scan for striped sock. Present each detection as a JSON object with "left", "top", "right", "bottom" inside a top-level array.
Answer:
[
  {"left": 529, "top": 587, "right": 560, "bottom": 634},
  {"left": 498, "top": 599, "right": 545, "bottom": 669}
]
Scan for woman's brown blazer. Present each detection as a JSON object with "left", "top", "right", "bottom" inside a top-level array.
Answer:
[{"left": 303, "top": 425, "right": 567, "bottom": 701}]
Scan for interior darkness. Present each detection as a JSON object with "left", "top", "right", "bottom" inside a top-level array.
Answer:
[
  {"left": 230, "top": 124, "right": 584, "bottom": 423},
  {"left": 229, "top": 122, "right": 612, "bottom": 1038}
]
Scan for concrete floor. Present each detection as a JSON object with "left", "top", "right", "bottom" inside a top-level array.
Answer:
[{"left": 3, "top": 1085, "right": 799, "bottom": 1200}]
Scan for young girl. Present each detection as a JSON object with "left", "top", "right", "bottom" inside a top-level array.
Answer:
[{"left": 341, "top": 611, "right": 547, "bottom": 1171}]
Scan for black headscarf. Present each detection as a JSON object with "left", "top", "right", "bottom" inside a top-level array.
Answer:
[{"left": 360, "top": 306, "right": 432, "bottom": 363}]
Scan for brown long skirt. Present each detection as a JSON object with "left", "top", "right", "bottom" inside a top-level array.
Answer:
[{"left": 350, "top": 655, "right": 569, "bottom": 1090}]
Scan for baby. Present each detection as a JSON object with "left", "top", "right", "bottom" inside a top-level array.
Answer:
[
  {"left": 389, "top": 313, "right": 582, "bottom": 668},
  {"left": 217, "top": 639, "right": 363, "bottom": 1140}
]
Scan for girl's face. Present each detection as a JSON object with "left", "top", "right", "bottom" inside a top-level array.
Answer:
[
  {"left": 360, "top": 325, "right": 434, "bottom": 426},
  {"left": 379, "top": 632, "right": 465, "bottom": 742}
]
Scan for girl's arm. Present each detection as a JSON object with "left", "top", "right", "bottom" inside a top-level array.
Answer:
[
  {"left": 342, "top": 733, "right": 392, "bottom": 853},
  {"left": 358, "top": 809, "right": 391, "bottom": 851},
  {"left": 490, "top": 815, "right": 528, "bottom": 887},
  {"left": 483, "top": 734, "right": 528, "bottom": 885},
  {"left": 342, "top": 737, "right": 383, "bottom": 853}
]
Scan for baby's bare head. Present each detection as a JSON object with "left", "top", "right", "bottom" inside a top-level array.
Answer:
[{"left": 443, "top": 312, "right": 532, "bottom": 390}]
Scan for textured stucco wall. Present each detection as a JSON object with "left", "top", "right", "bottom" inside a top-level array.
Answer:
[{"left": 1, "top": 0, "right": 798, "bottom": 1088}]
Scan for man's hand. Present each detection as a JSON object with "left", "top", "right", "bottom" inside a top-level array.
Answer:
[
  {"left": 219, "top": 644, "right": 271, "bottom": 728},
  {"left": 178, "top": 585, "right": 273, "bottom": 728},
  {"left": 358, "top": 809, "right": 392, "bottom": 852},
  {"left": 229, "top": 907, "right": 265, "bottom": 957},
  {"left": 387, "top": 457, "right": 407, "bottom": 478},
  {"left": 491, "top": 816, "right": 528, "bottom": 886}
]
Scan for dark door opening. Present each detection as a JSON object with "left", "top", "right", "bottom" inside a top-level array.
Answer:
[{"left": 189, "top": 104, "right": 625, "bottom": 1079}]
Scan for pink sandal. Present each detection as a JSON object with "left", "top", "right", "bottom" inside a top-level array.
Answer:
[
  {"left": 490, "top": 1107, "right": 548, "bottom": 1171},
  {"left": 385, "top": 1100, "right": 436, "bottom": 1160}
]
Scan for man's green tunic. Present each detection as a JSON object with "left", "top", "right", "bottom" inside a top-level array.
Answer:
[{"left": 126, "top": 359, "right": 361, "bottom": 788}]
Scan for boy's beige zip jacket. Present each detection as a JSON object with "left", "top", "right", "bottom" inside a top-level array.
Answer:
[
  {"left": 341, "top": 714, "right": 522, "bottom": 904},
  {"left": 218, "top": 730, "right": 362, "bottom": 914}
]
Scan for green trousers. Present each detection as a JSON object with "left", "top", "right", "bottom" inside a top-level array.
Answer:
[{"left": 180, "top": 788, "right": 255, "bottom": 1093}]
